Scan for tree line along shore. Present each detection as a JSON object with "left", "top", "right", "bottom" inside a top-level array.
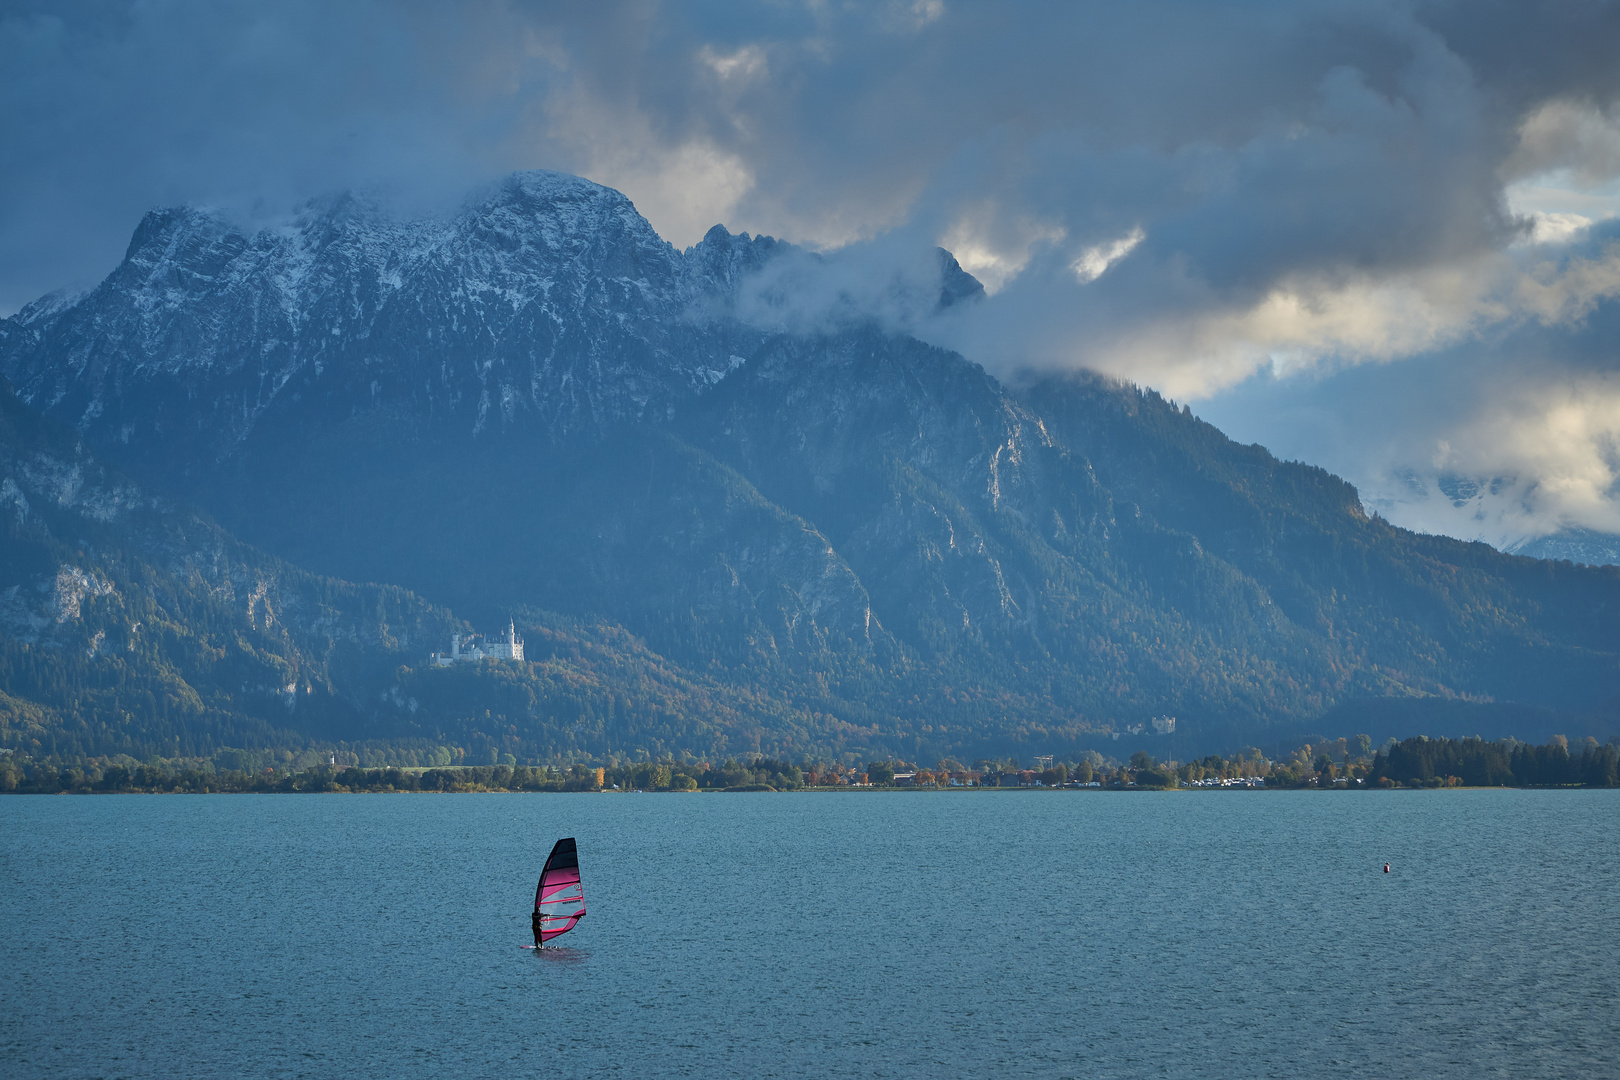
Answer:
[{"left": 1, "top": 735, "right": 1616, "bottom": 794}]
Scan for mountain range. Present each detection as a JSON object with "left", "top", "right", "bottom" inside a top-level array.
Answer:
[{"left": 4, "top": 170, "right": 1620, "bottom": 765}]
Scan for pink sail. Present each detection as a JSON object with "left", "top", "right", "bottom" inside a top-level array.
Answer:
[{"left": 534, "top": 837, "right": 586, "bottom": 943}]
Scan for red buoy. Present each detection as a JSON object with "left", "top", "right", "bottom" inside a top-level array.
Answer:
[{"left": 1383, "top": 863, "right": 1390, "bottom": 873}]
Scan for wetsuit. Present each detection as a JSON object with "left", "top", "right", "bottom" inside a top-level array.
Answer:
[{"left": 531, "top": 909, "right": 544, "bottom": 947}]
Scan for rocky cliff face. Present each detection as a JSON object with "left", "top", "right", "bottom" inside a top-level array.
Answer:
[{"left": 6, "top": 170, "right": 1620, "bottom": 759}]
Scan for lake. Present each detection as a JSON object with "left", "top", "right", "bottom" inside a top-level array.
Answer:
[{"left": 2, "top": 789, "right": 1616, "bottom": 1078}]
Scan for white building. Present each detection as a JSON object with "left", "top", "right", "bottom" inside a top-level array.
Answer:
[
  {"left": 432, "top": 621, "right": 525, "bottom": 666},
  {"left": 1151, "top": 715, "right": 1176, "bottom": 735}
]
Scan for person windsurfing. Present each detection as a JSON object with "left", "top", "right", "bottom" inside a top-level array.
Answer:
[{"left": 530, "top": 837, "right": 586, "bottom": 949}]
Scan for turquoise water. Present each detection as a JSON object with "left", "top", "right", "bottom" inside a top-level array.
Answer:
[{"left": 2, "top": 790, "right": 1616, "bottom": 1078}]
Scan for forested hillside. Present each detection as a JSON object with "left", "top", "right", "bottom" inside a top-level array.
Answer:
[{"left": 0, "top": 381, "right": 836, "bottom": 763}]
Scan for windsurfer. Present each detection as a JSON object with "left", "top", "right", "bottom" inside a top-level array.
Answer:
[{"left": 529, "top": 837, "right": 586, "bottom": 949}]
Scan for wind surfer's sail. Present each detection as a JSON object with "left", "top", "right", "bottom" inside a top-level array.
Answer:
[{"left": 534, "top": 837, "right": 586, "bottom": 942}]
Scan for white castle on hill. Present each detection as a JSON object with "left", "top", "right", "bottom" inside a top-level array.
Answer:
[{"left": 432, "top": 621, "right": 525, "bottom": 665}]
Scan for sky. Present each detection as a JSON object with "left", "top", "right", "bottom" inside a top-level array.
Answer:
[{"left": 4, "top": 0, "right": 1620, "bottom": 547}]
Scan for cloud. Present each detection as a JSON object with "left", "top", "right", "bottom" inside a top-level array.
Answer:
[
  {"left": 1506, "top": 99, "right": 1620, "bottom": 190},
  {"left": 535, "top": 86, "right": 757, "bottom": 252},
  {"left": 937, "top": 200, "right": 1067, "bottom": 295},
  {"left": 718, "top": 231, "right": 967, "bottom": 339},
  {"left": 1301, "top": 369, "right": 1620, "bottom": 549},
  {"left": 1073, "top": 228, "right": 1145, "bottom": 285},
  {"left": 1196, "top": 245, "right": 1620, "bottom": 547},
  {"left": 1423, "top": 378, "right": 1620, "bottom": 541},
  {"left": 963, "top": 232, "right": 1620, "bottom": 403}
]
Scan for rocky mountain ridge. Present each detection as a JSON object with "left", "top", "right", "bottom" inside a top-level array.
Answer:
[{"left": 0, "top": 173, "right": 804, "bottom": 474}]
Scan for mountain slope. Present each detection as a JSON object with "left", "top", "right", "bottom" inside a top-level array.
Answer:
[
  {"left": 0, "top": 376, "right": 457, "bottom": 756},
  {"left": 1024, "top": 373, "right": 1620, "bottom": 714},
  {"left": 0, "top": 379, "right": 852, "bottom": 762}
]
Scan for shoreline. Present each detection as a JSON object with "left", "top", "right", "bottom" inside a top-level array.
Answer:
[{"left": 3, "top": 783, "right": 1606, "bottom": 796}]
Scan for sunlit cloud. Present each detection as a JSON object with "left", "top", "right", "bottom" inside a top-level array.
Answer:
[
  {"left": 1072, "top": 227, "right": 1144, "bottom": 284},
  {"left": 1505, "top": 100, "right": 1620, "bottom": 191},
  {"left": 541, "top": 91, "right": 758, "bottom": 247},
  {"left": 1359, "top": 376, "right": 1620, "bottom": 546},
  {"left": 1515, "top": 211, "right": 1595, "bottom": 247},
  {"left": 938, "top": 202, "right": 1066, "bottom": 294}
]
